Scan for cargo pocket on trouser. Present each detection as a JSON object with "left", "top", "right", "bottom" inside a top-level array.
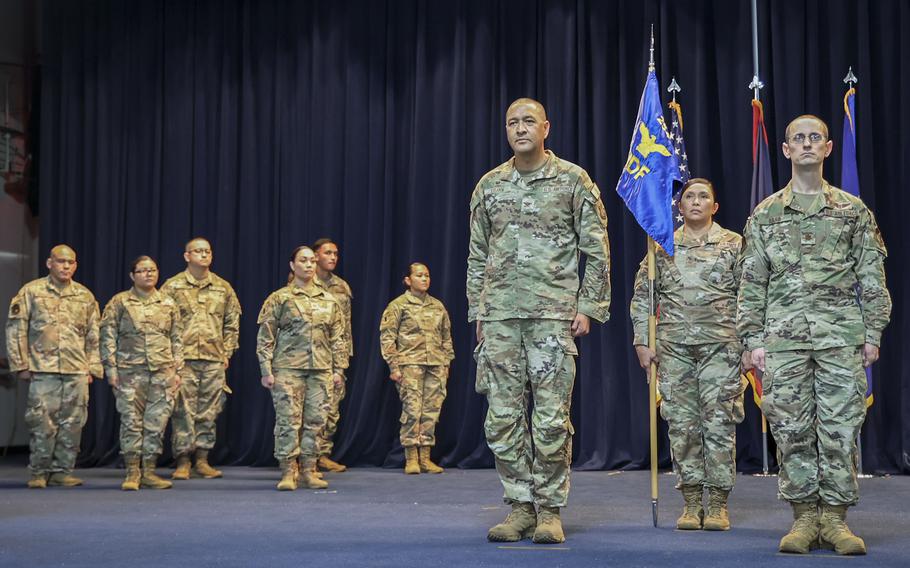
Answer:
[{"left": 718, "top": 374, "right": 748, "bottom": 425}]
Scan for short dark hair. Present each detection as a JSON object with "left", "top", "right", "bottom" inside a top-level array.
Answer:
[
  {"left": 130, "top": 255, "right": 157, "bottom": 273},
  {"left": 185, "top": 237, "right": 211, "bottom": 251},
  {"left": 312, "top": 238, "right": 337, "bottom": 252}
]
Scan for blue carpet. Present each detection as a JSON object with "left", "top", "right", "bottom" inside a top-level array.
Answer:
[{"left": 0, "top": 458, "right": 908, "bottom": 567}]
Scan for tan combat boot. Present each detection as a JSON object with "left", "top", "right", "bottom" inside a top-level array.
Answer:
[
  {"left": 121, "top": 456, "right": 141, "bottom": 491},
  {"left": 418, "top": 446, "right": 443, "bottom": 474},
  {"left": 277, "top": 460, "right": 298, "bottom": 491},
  {"left": 318, "top": 455, "right": 347, "bottom": 473},
  {"left": 779, "top": 501, "right": 820, "bottom": 554},
  {"left": 47, "top": 472, "right": 84, "bottom": 487},
  {"left": 404, "top": 446, "right": 420, "bottom": 475},
  {"left": 703, "top": 487, "right": 731, "bottom": 531},
  {"left": 140, "top": 457, "right": 173, "bottom": 489},
  {"left": 172, "top": 454, "right": 192, "bottom": 480},
  {"left": 194, "top": 449, "right": 223, "bottom": 479},
  {"left": 487, "top": 502, "right": 537, "bottom": 542},
  {"left": 298, "top": 457, "right": 323, "bottom": 479},
  {"left": 677, "top": 485, "right": 704, "bottom": 530},
  {"left": 300, "top": 459, "right": 329, "bottom": 489},
  {"left": 533, "top": 506, "right": 566, "bottom": 544},
  {"left": 27, "top": 473, "right": 47, "bottom": 489},
  {"left": 819, "top": 503, "right": 866, "bottom": 555}
]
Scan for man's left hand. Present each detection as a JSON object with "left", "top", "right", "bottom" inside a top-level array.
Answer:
[
  {"left": 862, "top": 343, "right": 880, "bottom": 368},
  {"left": 571, "top": 313, "right": 590, "bottom": 337}
]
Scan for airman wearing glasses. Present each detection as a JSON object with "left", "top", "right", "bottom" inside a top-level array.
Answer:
[
  {"left": 737, "top": 115, "right": 891, "bottom": 555},
  {"left": 5, "top": 245, "right": 103, "bottom": 488},
  {"left": 101, "top": 256, "right": 184, "bottom": 490},
  {"left": 160, "top": 237, "right": 242, "bottom": 480}
]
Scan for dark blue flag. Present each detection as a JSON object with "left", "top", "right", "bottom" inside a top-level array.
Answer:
[
  {"left": 668, "top": 100, "right": 690, "bottom": 229},
  {"left": 841, "top": 86, "right": 874, "bottom": 408},
  {"left": 615, "top": 70, "right": 681, "bottom": 256}
]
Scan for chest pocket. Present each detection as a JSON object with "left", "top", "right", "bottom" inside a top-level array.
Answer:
[
  {"left": 706, "top": 243, "right": 739, "bottom": 288},
  {"left": 484, "top": 186, "right": 522, "bottom": 231},
  {"left": 32, "top": 295, "right": 60, "bottom": 329},
  {"left": 759, "top": 219, "right": 800, "bottom": 272},
  {"left": 202, "top": 289, "right": 227, "bottom": 316},
  {"left": 819, "top": 209, "right": 857, "bottom": 261},
  {"left": 658, "top": 258, "right": 683, "bottom": 290},
  {"left": 416, "top": 307, "right": 443, "bottom": 332}
]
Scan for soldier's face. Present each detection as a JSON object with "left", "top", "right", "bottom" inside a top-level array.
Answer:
[
  {"left": 678, "top": 183, "right": 718, "bottom": 224},
  {"left": 184, "top": 240, "right": 213, "bottom": 269},
  {"left": 129, "top": 259, "right": 160, "bottom": 291},
  {"left": 405, "top": 264, "right": 431, "bottom": 293},
  {"left": 506, "top": 104, "right": 550, "bottom": 157},
  {"left": 782, "top": 117, "right": 832, "bottom": 166},
  {"left": 290, "top": 248, "right": 317, "bottom": 282},
  {"left": 46, "top": 249, "right": 77, "bottom": 284},
  {"left": 315, "top": 243, "right": 338, "bottom": 272}
]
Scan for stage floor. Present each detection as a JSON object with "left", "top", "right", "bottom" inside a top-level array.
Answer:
[{"left": 1, "top": 459, "right": 908, "bottom": 567}]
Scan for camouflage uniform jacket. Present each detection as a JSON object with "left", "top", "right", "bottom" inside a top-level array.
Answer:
[
  {"left": 256, "top": 281, "right": 348, "bottom": 377},
  {"left": 319, "top": 272, "right": 354, "bottom": 358},
  {"left": 100, "top": 288, "right": 185, "bottom": 378},
  {"left": 160, "top": 270, "right": 241, "bottom": 363},
  {"left": 379, "top": 291, "right": 455, "bottom": 374},
  {"left": 737, "top": 181, "right": 891, "bottom": 352},
  {"left": 631, "top": 223, "right": 742, "bottom": 346},
  {"left": 5, "top": 277, "right": 102, "bottom": 377},
  {"left": 467, "top": 150, "right": 611, "bottom": 323}
]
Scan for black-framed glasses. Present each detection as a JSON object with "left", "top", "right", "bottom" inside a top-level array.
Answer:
[{"left": 788, "top": 132, "right": 825, "bottom": 145}]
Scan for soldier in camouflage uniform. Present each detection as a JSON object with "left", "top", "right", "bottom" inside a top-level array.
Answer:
[
  {"left": 380, "top": 263, "right": 455, "bottom": 475},
  {"left": 467, "top": 98, "right": 611, "bottom": 544},
  {"left": 257, "top": 246, "right": 347, "bottom": 491},
  {"left": 160, "top": 237, "right": 241, "bottom": 480},
  {"left": 312, "top": 238, "right": 353, "bottom": 474},
  {"left": 101, "top": 256, "right": 184, "bottom": 491},
  {"left": 630, "top": 178, "right": 746, "bottom": 532},
  {"left": 738, "top": 115, "right": 891, "bottom": 555},
  {"left": 5, "top": 245, "right": 102, "bottom": 488}
]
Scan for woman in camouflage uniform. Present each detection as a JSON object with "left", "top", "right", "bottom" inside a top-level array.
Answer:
[
  {"left": 101, "top": 256, "right": 184, "bottom": 491},
  {"left": 380, "top": 263, "right": 454, "bottom": 474},
  {"left": 257, "top": 246, "right": 347, "bottom": 491},
  {"left": 630, "top": 178, "right": 747, "bottom": 531}
]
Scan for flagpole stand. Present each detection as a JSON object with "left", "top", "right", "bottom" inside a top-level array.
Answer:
[{"left": 752, "top": 414, "right": 777, "bottom": 477}]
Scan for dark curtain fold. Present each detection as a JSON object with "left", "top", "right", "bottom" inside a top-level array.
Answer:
[{"left": 39, "top": 0, "right": 909, "bottom": 473}]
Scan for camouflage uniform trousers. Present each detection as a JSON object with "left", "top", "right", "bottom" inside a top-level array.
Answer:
[
  {"left": 475, "top": 319, "right": 577, "bottom": 508},
  {"left": 24, "top": 373, "right": 90, "bottom": 476},
  {"left": 171, "top": 360, "right": 227, "bottom": 455},
  {"left": 394, "top": 364, "right": 448, "bottom": 447},
  {"left": 656, "top": 340, "right": 745, "bottom": 490},
  {"left": 114, "top": 367, "right": 179, "bottom": 459},
  {"left": 316, "top": 371, "right": 346, "bottom": 457},
  {"left": 270, "top": 368, "right": 332, "bottom": 461},
  {"left": 762, "top": 346, "right": 867, "bottom": 505}
]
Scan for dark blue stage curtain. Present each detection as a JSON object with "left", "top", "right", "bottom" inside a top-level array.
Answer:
[{"left": 39, "top": 0, "right": 909, "bottom": 473}]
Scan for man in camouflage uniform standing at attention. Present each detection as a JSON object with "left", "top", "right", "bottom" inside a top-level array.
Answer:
[
  {"left": 738, "top": 115, "right": 891, "bottom": 555},
  {"left": 630, "top": 178, "right": 746, "bottom": 532},
  {"left": 161, "top": 238, "right": 241, "bottom": 480},
  {"left": 312, "top": 238, "right": 353, "bottom": 474},
  {"left": 5, "top": 245, "right": 103, "bottom": 488},
  {"left": 467, "top": 98, "right": 611, "bottom": 544}
]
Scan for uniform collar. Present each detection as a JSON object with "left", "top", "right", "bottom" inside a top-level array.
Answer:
[
  {"left": 182, "top": 269, "right": 213, "bottom": 288},
  {"left": 43, "top": 276, "right": 77, "bottom": 297},
  {"left": 500, "top": 150, "right": 559, "bottom": 184},
  {"left": 780, "top": 180, "right": 835, "bottom": 216},
  {"left": 404, "top": 290, "right": 428, "bottom": 304},
  {"left": 127, "top": 287, "right": 162, "bottom": 304},
  {"left": 289, "top": 280, "right": 325, "bottom": 298},
  {"left": 675, "top": 221, "right": 725, "bottom": 247}
]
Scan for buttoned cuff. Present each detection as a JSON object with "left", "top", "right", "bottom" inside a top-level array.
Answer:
[
  {"left": 259, "top": 362, "right": 273, "bottom": 377},
  {"left": 577, "top": 300, "right": 609, "bottom": 324}
]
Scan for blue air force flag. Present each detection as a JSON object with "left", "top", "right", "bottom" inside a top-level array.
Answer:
[{"left": 615, "top": 70, "right": 682, "bottom": 256}]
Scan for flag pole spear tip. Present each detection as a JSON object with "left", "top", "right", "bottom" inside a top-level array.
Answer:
[
  {"left": 843, "top": 66, "right": 858, "bottom": 87},
  {"left": 649, "top": 24, "right": 655, "bottom": 72},
  {"left": 667, "top": 77, "right": 681, "bottom": 103}
]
